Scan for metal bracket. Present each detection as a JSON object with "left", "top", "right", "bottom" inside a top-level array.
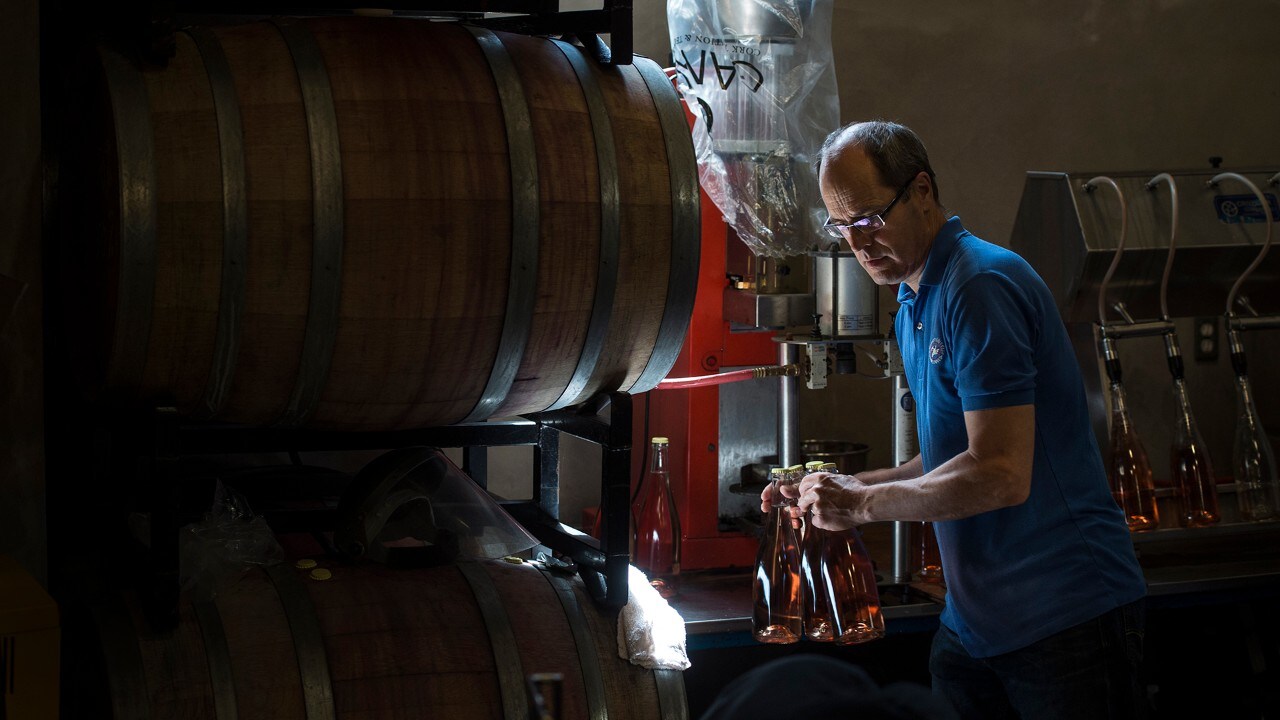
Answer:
[{"left": 112, "top": 385, "right": 635, "bottom": 629}]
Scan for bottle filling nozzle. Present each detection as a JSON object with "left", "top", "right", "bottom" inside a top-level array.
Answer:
[
  {"left": 1209, "top": 173, "right": 1274, "bottom": 318},
  {"left": 1083, "top": 176, "right": 1128, "bottom": 330},
  {"left": 1145, "top": 172, "right": 1179, "bottom": 323}
]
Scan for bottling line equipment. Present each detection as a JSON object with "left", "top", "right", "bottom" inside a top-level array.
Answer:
[{"left": 1011, "top": 167, "right": 1280, "bottom": 530}]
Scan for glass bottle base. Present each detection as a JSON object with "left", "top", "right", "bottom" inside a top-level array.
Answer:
[
  {"left": 918, "top": 566, "right": 943, "bottom": 583},
  {"left": 1126, "top": 516, "right": 1159, "bottom": 532},
  {"left": 834, "top": 626, "right": 886, "bottom": 646},
  {"left": 753, "top": 626, "right": 801, "bottom": 644},
  {"left": 1237, "top": 484, "right": 1279, "bottom": 522},
  {"left": 649, "top": 578, "right": 677, "bottom": 599},
  {"left": 1178, "top": 511, "right": 1220, "bottom": 527},
  {"left": 804, "top": 619, "right": 833, "bottom": 642}
]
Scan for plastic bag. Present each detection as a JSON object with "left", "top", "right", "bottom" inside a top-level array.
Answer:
[
  {"left": 335, "top": 447, "right": 540, "bottom": 566},
  {"left": 179, "top": 481, "right": 283, "bottom": 601},
  {"left": 668, "top": 0, "right": 839, "bottom": 258}
]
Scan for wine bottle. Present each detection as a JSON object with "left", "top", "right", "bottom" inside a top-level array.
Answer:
[
  {"left": 752, "top": 467, "right": 802, "bottom": 643},
  {"left": 1233, "top": 375, "right": 1280, "bottom": 521},
  {"left": 799, "top": 461, "right": 834, "bottom": 641},
  {"left": 634, "top": 437, "right": 680, "bottom": 597},
  {"left": 1170, "top": 378, "right": 1220, "bottom": 527},
  {"left": 1107, "top": 381, "right": 1159, "bottom": 531},
  {"left": 917, "top": 521, "right": 943, "bottom": 583},
  {"left": 798, "top": 462, "right": 884, "bottom": 645}
]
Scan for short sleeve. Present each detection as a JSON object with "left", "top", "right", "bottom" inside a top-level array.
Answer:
[{"left": 946, "top": 271, "right": 1038, "bottom": 411}]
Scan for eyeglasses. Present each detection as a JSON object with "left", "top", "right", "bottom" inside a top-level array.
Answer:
[{"left": 822, "top": 178, "right": 914, "bottom": 239}]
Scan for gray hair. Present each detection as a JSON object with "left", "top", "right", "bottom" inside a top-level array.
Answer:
[{"left": 815, "top": 120, "right": 940, "bottom": 204}]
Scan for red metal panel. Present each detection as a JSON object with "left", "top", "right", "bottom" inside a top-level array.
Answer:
[
  {"left": 627, "top": 81, "right": 775, "bottom": 571},
  {"left": 632, "top": 182, "right": 775, "bottom": 571}
]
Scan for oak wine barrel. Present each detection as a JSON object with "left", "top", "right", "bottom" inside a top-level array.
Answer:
[
  {"left": 89, "top": 559, "right": 688, "bottom": 719},
  {"left": 60, "top": 17, "right": 698, "bottom": 429}
]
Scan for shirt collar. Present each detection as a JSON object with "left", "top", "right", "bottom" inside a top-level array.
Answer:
[
  {"left": 897, "top": 216, "right": 966, "bottom": 305},
  {"left": 920, "top": 216, "right": 966, "bottom": 287}
]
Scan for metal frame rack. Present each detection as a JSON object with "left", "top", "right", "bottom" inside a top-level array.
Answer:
[
  {"left": 52, "top": 0, "right": 635, "bottom": 66},
  {"left": 92, "top": 393, "right": 634, "bottom": 632}
]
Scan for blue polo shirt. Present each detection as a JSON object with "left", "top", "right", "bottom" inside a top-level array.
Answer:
[{"left": 895, "top": 217, "right": 1145, "bottom": 658}]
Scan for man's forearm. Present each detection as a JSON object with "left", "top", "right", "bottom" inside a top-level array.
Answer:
[
  {"left": 855, "top": 453, "right": 922, "bottom": 485},
  {"left": 862, "top": 448, "right": 1029, "bottom": 523}
]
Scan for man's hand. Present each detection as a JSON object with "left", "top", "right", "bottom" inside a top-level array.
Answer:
[
  {"left": 788, "top": 472, "right": 872, "bottom": 531},
  {"left": 759, "top": 481, "right": 804, "bottom": 512},
  {"left": 759, "top": 482, "right": 778, "bottom": 514}
]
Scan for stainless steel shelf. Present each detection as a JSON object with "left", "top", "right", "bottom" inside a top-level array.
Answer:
[{"left": 1130, "top": 518, "right": 1280, "bottom": 545}]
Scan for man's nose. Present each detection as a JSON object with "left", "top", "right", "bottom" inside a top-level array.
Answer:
[{"left": 845, "top": 232, "right": 872, "bottom": 253}]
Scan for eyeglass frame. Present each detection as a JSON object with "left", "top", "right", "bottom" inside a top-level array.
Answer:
[{"left": 822, "top": 176, "right": 916, "bottom": 239}]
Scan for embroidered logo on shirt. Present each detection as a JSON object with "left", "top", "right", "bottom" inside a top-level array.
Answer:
[{"left": 929, "top": 337, "right": 946, "bottom": 364}]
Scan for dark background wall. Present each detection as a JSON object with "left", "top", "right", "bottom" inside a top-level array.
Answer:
[{"left": 1, "top": 0, "right": 46, "bottom": 584}]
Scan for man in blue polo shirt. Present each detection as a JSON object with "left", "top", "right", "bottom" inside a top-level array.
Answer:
[{"left": 772, "top": 120, "right": 1148, "bottom": 718}]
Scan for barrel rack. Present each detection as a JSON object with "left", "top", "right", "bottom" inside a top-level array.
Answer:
[
  {"left": 66, "top": 0, "right": 635, "bottom": 66},
  {"left": 98, "top": 392, "right": 635, "bottom": 631},
  {"left": 41, "top": 0, "right": 644, "bottom": 633}
]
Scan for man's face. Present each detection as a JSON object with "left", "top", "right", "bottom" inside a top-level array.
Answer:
[{"left": 819, "top": 147, "right": 934, "bottom": 288}]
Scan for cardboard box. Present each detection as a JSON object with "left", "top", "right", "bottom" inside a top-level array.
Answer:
[{"left": 1, "top": 555, "right": 59, "bottom": 720}]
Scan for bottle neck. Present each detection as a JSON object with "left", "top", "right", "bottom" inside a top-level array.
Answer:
[
  {"left": 769, "top": 480, "right": 786, "bottom": 509},
  {"left": 649, "top": 443, "right": 667, "bottom": 475},
  {"left": 1171, "top": 378, "right": 1199, "bottom": 434},
  {"left": 1237, "top": 375, "right": 1257, "bottom": 412},
  {"left": 1110, "top": 381, "right": 1131, "bottom": 428}
]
